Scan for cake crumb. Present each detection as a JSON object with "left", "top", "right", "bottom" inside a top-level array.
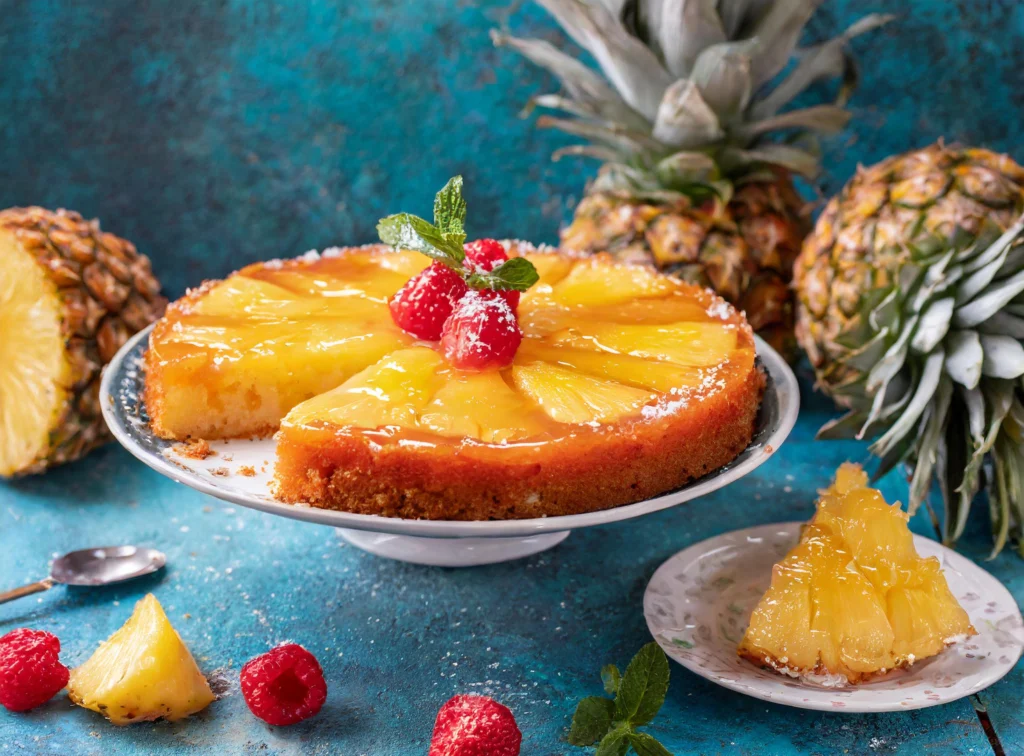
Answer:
[
  {"left": 211, "top": 467, "right": 231, "bottom": 477},
  {"left": 176, "top": 439, "right": 214, "bottom": 460},
  {"left": 238, "top": 465, "right": 257, "bottom": 477}
]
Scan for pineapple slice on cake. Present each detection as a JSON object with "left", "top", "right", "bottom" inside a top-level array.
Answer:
[
  {"left": 738, "top": 464, "right": 975, "bottom": 684},
  {"left": 0, "top": 208, "right": 166, "bottom": 476},
  {"left": 68, "top": 594, "right": 215, "bottom": 724},
  {"left": 494, "top": 1, "right": 891, "bottom": 354}
]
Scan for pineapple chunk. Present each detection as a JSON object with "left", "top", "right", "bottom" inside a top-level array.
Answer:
[
  {"left": 419, "top": 370, "right": 547, "bottom": 442},
  {"left": 551, "top": 322, "right": 737, "bottom": 367},
  {"left": 511, "top": 362, "right": 655, "bottom": 424},
  {"left": 552, "top": 258, "right": 674, "bottom": 306},
  {"left": 284, "top": 347, "right": 444, "bottom": 430},
  {"left": 522, "top": 253, "right": 574, "bottom": 288},
  {"left": 738, "top": 464, "right": 976, "bottom": 684},
  {"left": 516, "top": 340, "right": 704, "bottom": 393},
  {"left": 68, "top": 594, "right": 215, "bottom": 724}
]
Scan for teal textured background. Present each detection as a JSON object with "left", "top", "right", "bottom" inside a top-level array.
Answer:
[{"left": 2, "top": 1, "right": 1024, "bottom": 754}]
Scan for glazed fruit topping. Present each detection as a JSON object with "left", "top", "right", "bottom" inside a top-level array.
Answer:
[
  {"left": 389, "top": 261, "right": 469, "bottom": 341},
  {"left": 240, "top": 643, "right": 327, "bottom": 726},
  {"left": 0, "top": 628, "right": 69, "bottom": 712},
  {"left": 441, "top": 289, "right": 523, "bottom": 370},
  {"left": 429, "top": 694, "right": 522, "bottom": 756},
  {"left": 378, "top": 176, "right": 537, "bottom": 363}
]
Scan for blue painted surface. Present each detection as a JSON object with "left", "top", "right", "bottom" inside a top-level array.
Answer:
[
  {"left": 0, "top": 384, "right": 1008, "bottom": 755},
  {"left": 1, "top": 0, "right": 1023, "bottom": 753}
]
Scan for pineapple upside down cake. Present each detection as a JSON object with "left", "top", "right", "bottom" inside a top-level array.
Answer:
[{"left": 144, "top": 179, "right": 764, "bottom": 520}]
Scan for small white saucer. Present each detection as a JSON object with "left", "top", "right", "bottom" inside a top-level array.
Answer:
[{"left": 644, "top": 522, "right": 1024, "bottom": 712}]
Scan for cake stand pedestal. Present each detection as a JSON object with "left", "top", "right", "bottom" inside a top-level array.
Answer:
[{"left": 335, "top": 529, "right": 571, "bottom": 567}]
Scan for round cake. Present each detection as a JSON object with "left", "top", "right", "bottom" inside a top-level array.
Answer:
[{"left": 145, "top": 242, "right": 765, "bottom": 520}]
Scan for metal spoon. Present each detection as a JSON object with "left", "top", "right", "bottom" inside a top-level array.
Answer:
[{"left": 0, "top": 546, "right": 166, "bottom": 606}]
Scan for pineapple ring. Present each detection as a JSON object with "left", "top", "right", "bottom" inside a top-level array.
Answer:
[{"left": 146, "top": 243, "right": 765, "bottom": 520}]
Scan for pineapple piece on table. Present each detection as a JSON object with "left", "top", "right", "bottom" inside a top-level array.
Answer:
[
  {"left": 0, "top": 208, "right": 165, "bottom": 477},
  {"left": 494, "top": 2, "right": 892, "bottom": 355},
  {"left": 738, "top": 464, "right": 976, "bottom": 685},
  {"left": 68, "top": 594, "right": 215, "bottom": 724}
]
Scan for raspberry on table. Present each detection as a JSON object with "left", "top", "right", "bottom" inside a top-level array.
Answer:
[
  {"left": 440, "top": 289, "right": 522, "bottom": 370},
  {"left": 240, "top": 643, "right": 327, "bottom": 726},
  {"left": 429, "top": 694, "right": 522, "bottom": 756},
  {"left": 0, "top": 628, "right": 70, "bottom": 712},
  {"left": 389, "top": 261, "right": 469, "bottom": 341}
]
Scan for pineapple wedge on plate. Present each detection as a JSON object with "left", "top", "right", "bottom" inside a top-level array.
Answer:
[
  {"left": 0, "top": 208, "right": 166, "bottom": 477},
  {"left": 495, "top": 1, "right": 891, "bottom": 354},
  {"left": 739, "top": 464, "right": 975, "bottom": 685},
  {"left": 68, "top": 594, "right": 215, "bottom": 724}
]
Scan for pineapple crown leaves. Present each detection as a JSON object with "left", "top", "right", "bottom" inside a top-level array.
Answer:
[
  {"left": 818, "top": 214, "right": 1024, "bottom": 556},
  {"left": 377, "top": 176, "right": 539, "bottom": 292},
  {"left": 493, "top": 1, "right": 893, "bottom": 189},
  {"left": 568, "top": 642, "right": 673, "bottom": 756}
]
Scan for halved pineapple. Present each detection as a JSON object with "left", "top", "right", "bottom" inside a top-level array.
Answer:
[
  {"left": 738, "top": 464, "right": 976, "bottom": 684},
  {"left": 0, "top": 208, "right": 165, "bottom": 476},
  {"left": 68, "top": 594, "right": 215, "bottom": 724}
]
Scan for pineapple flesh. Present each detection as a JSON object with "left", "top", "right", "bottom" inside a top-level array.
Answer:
[
  {"left": 68, "top": 594, "right": 215, "bottom": 725},
  {"left": 0, "top": 207, "right": 166, "bottom": 476},
  {"left": 739, "top": 464, "right": 976, "bottom": 684},
  {"left": 266, "top": 248, "right": 757, "bottom": 443}
]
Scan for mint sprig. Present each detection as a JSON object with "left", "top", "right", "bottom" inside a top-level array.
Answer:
[
  {"left": 569, "top": 643, "right": 673, "bottom": 756},
  {"left": 377, "top": 176, "right": 538, "bottom": 293}
]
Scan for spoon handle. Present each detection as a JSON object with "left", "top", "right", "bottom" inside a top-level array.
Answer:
[{"left": 0, "top": 578, "right": 55, "bottom": 606}]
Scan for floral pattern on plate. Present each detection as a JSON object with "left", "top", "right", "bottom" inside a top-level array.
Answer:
[{"left": 644, "top": 522, "right": 1024, "bottom": 712}]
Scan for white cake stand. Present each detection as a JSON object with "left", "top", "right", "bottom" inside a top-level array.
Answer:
[{"left": 101, "top": 326, "right": 798, "bottom": 567}]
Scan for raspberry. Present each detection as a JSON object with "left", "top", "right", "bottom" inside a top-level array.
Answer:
[
  {"left": 464, "top": 239, "right": 507, "bottom": 273},
  {"left": 440, "top": 290, "right": 522, "bottom": 370},
  {"left": 389, "top": 261, "right": 468, "bottom": 340},
  {"left": 240, "top": 643, "right": 327, "bottom": 726},
  {"left": 0, "top": 629, "right": 69, "bottom": 712},
  {"left": 429, "top": 694, "right": 522, "bottom": 756},
  {"left": 464, "top": 239, "right": 519, "bottom": 313}
]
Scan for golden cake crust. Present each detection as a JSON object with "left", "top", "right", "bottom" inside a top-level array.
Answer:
[{"left": 273, "top": 360, "right": 764, "bottom": 520}]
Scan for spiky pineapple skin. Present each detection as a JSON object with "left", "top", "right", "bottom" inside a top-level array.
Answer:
[
  {"left": 795, "top": 143, "right": 1024, "bottom": 394},
  {"left": 0, "top": 207, "right": 166, "bottom": 475},
  {"left": 562, "top": 169, "right": 807, "bottom": 357}
]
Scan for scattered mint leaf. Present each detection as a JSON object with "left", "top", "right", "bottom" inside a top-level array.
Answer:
[
  {"left": 614, "top": 642, "right": 670, "bottom": 727},
  {"left": 671, "top": 639, "right": 693, "bottom": 649},
  {"left": 377, "top": 213, "right": 464, "bottom": 267},
  {"left": 465, "top": 257, "right": 539, "bottom": 292},
  {"left": 601, "top": 664, "right": 621, "bottom": 696},
  {"left": 569, "top": 696, "right": 615, "bottom": 746},
  {"left": 433, "top": 175, "right": 467, "bottom": 243},
  {"left": 595, "top": 727, "right": 631, "bottom": 756},
  {"left": 628, "top": 732, "right": 673, "bottom": 756}
]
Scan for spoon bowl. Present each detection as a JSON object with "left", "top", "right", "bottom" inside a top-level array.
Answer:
[{"left": 50, "top": 546, "right": 166, "bottom": 587}]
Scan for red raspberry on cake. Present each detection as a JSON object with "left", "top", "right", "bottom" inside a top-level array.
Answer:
[
  {"left": 429, "top": 694, "right": 522, "bottom": 756},
  {"left": 389, "top": 261, "right": 468, "bottom": 340},
  {"left": 240, "top": 643, "right": 327, "bottom": 726},
  {"left": 465, "top": 239, "right": 520, "bottom": 312},
  {"left": 0, "top": 628, "right": 69, "bottom": 712},
  {"left": 441, "top": 289, "right": 522, "bottom": 370}
]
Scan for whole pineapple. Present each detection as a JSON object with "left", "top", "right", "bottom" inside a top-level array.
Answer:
[
  {"left": 795, "top": 143, "right": 1024, "bottom": 555},
  {"left": 494, "top": 0, "right": 891, "bottom": 354},
  {"left": 0, "top": 207, "right": 166, "bottom": 476}
]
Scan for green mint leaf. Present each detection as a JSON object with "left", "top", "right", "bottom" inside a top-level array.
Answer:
[
  {"left": 377, "top": 213, "right": 464, "bottom": 267},
  {"left": 602, "top": 664, "right": 622, "bottom": 695},
  {"left": 628, "top": 732, "right": 673, "bottom": 756},
  {"left": 595, "top": 726, "right": 631, "bottom": 756},
  {"left": 614, "top": 642, "right": 670, "bottom": 727},
  {"left": 465, "top": 257, "right": 539, "bottom": 292},
  {"left": 433, "top": 175, "right": 467, "bottom": 243},
  {"left": 568, "top": 696, "right": 615, "bottom": 746}
]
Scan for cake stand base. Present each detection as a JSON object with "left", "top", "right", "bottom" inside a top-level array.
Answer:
[{"left": 335, "top": 529, "right": 571, "bottom": 566}]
